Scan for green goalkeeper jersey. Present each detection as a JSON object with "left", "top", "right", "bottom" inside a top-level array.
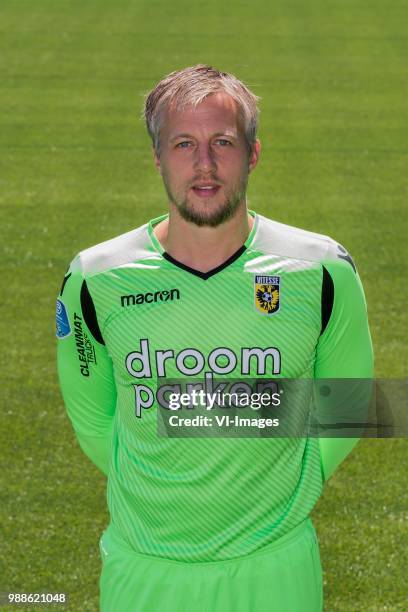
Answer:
[{"left": 56, "top": 210, "right": 373, "bottom": 562}]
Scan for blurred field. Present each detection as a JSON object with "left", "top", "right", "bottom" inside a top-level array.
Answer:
[{"left": 0, "top": 0, "right": 407, "bottom": 610}]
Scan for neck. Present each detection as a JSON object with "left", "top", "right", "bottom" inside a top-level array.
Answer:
[{"left": 154, "top": 203, "right": 254, "bottom": 273}]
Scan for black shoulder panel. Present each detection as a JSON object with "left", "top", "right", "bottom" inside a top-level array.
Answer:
[
  {"left": 59, "top": 272, "right": 71, "bottom": 297},
  {"left": 336, "top": 244, "right": 356, "bottom": 273},
  {"left": 321, "top": 265, "right": 334, "bottom": 336},
  {"left": 80, "top": 280, "right": 105, "bottom": 345}
]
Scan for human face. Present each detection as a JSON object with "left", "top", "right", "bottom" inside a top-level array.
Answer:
[{"left": 153, "top": 92, "right": 260, "bottom": 227}]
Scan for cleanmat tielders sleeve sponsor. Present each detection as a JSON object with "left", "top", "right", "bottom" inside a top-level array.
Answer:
[{"left": 56, "top": 255, "right": 117, "bottom": 475}]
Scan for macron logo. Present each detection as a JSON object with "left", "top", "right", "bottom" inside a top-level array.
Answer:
[{"left": 121, "top": 289, "right": 180, "bottom": 307}]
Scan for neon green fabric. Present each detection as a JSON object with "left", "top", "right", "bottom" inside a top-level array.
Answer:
[
  {"left": 99, "top": 517, "right": 323, "bottom": 612},
  {"left": 56, "top": 210, "right": 373, "bottom": 570},
  {"left": 315, "top": 257, "right": 374, "bottom": 480},
  {"left": 76, "top": 430, "right": 113, "bottom": 476}
]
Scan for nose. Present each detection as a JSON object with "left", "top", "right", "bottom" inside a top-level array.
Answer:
[{"left": 193, "top": 142, "right": 217, "bottom": 173}]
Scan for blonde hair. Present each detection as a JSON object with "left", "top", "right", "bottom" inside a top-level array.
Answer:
[{"left": 141, "top": 64, "right": 261, "bottom": 157}]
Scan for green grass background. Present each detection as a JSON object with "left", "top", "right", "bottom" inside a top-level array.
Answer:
[{"left": 0, "top": 0, "right": 407, "bottom": 610}]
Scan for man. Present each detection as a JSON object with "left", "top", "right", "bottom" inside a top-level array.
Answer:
[{"left": 56, "top": 64, "right": 373, "bottom": 611}]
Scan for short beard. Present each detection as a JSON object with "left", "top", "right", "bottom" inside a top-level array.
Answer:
[{"left": 163, "top": 177, "right": 249, "bottom": 228}]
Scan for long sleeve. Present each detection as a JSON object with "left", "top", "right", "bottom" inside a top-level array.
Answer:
[
  {"left": 314, "top": 252, "right": 374, "bottom": 481},
  {"left": 56, "top": 255, "right": 117, "bottom": 475}
]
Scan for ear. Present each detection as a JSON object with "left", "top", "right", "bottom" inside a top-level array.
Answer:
[
  {"left": 152, "top": 145, "right": 162, "bottom": 175},
  {"left": 248, "top": 139, "right": 261, "bottom": 173}
]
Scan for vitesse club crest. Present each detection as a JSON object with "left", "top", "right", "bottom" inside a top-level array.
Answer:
[{"left": 254, "top": 275, "right": 280, "bottom": 315}]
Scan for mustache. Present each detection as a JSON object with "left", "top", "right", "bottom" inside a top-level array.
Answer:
[{"left": 190, "top": 178, "right": 221, "bottom": 185}]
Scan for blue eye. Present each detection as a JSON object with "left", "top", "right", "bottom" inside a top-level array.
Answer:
[
  {"left": 217, "top": 139, "right": 231, "bottom": 146},
  {"left": 176, "top": 141, "right": 191, "bottom": 148}
]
